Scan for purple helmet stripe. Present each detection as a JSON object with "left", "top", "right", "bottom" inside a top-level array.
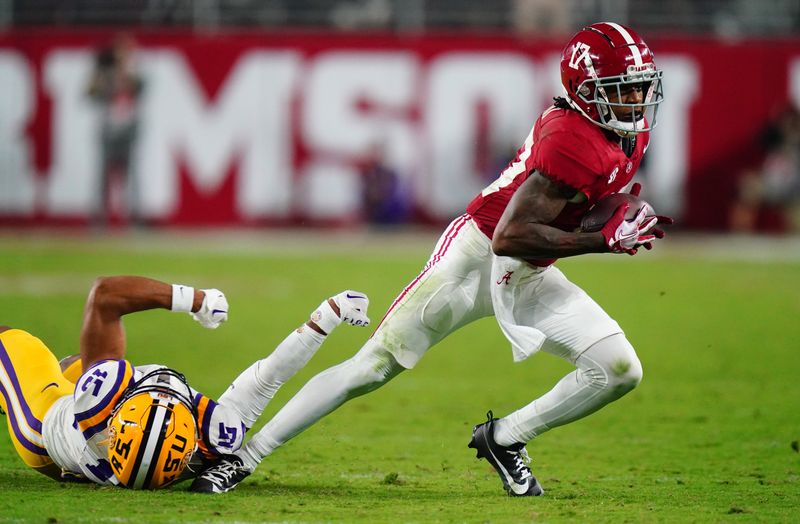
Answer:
[{"left": 0, "top": 339, "right": 44, "bottom": 434}]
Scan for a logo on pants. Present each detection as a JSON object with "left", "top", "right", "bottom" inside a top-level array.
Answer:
[{"left": 496, "top": 271, "right": 514, "bottom": 285}]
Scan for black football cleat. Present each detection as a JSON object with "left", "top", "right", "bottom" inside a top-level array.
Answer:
[
  {"left": 190, "top": 454, "right": 251, "bottom": 494},
  {"left": 468, "top": 411, "right": 544, "bottom": 497}
]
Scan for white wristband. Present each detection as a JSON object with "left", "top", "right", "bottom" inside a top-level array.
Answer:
[
  {"left": 171, "top": 284, "right": 195, "bottom": 313},
  {"left": 310, "top": 299, "right": 340, "bottom": 335}
]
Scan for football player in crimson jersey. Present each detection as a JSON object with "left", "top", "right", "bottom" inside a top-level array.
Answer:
[
  {"left": 192, "top": 22, "right": 672, "bottom": 497},
  {"left": 0, "top": 276, "right": 370, "bottom": 489}
]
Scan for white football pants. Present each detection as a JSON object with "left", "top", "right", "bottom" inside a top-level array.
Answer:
[{"left": 238, "top": 215, "right": 642, "bottom": 468}]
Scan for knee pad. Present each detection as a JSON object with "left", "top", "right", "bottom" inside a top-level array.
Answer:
[{"left": 577, "top": 334, "right": 643, "bottom": 393}]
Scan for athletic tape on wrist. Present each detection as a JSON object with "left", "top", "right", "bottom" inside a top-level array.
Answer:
[
  {"left": 310, "top": 298, "right": 340, "bottom": 335},
  {"left": 171, "top": 284, "right": 195, "bottom": 313}
]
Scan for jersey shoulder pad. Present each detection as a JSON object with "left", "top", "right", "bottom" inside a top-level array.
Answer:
[
  {"left": 193, "top": 393, "right": 246, "bottom": 458},
  {"left": 73, "top": 359, "right": 135, "bottom": 441},
  {"left": 534, "top": 118, "right": 610, "bottom": 196}
]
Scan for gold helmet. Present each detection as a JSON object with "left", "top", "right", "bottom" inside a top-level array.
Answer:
[{"left": 107, "top": 368, "right": 198, "bottom": 489}]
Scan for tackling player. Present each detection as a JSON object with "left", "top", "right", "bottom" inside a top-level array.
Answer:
[
  {"left": 192, "top": 22, "right": 672, "bottom": 496},
  {"left": 0, "top": 276, "right": 370, "bottom": 488}
]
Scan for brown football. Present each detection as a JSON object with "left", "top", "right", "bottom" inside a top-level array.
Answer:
[{"left": 580, "top": 193, "right": 655, "bottom": 233}]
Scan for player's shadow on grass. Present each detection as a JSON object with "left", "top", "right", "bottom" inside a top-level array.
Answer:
[
  {"left": 228, "top": 481, "right": 495, "bottom": 502},
  {"left": 0, "top": 469, "right": 50, "bottom": 485}
]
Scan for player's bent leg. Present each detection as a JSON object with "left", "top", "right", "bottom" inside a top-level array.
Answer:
[
  {"left": 240, "top": 340, "right": 405, "bottom": 462},
  {"left": 469, "top": 334, "right": 641, "bottom": 496},
  {"left": 0, "top": 329, "right": 74, "bottom": 480},
  {"left": 217, "top": 290, "right": 372, "bottom": 429},
  {"left": 190, "top": 340, "right": 406, "bottom": 494},
  {"left": 493, "top": 333, "right": 642, "bottom": 445},
  {"left": 216, "top": 326, "right": 328, "bottom": 429}
]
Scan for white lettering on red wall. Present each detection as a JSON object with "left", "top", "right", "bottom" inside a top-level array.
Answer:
[
  {"left": 0, "top": 50, "right": 35, "bottom": 215},
  {"left": 0, "top": 33, "right": 797, "bottom": 229}
]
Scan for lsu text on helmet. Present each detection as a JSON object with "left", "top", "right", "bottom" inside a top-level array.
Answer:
[
  {"left": 560, "top": 22, "right": 664, "bottom": 137},
  {"left": 107, "top": 368, "right": 198, "bottom": 489}
]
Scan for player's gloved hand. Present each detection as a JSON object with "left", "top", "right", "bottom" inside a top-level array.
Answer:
[
  {"left": 640, "top": 216, "right": 673, "bottom": 250},
  {"left": 601, "top": 203, "right": 658, "bottom": 255},
  {"left": 625, "top": 182, "right": 673, "bottom": 251},
  {"left": 192, "top": 289, "right": 229, "bottom": 329},
  {"left": 332, "top": 290, "right": 371, "bottom": 327}
]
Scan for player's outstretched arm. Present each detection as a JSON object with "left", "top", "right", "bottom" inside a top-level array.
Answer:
[
  {"left": 493, "top": 172, "right": 607, "bottom": 259},
  {"left": 79, "top": 276, "right": 221, "bottom": 369}
]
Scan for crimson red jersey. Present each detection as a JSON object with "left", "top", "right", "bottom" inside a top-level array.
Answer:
[{"left": 466, "top": 105, "right": 650, "bottom": 266}]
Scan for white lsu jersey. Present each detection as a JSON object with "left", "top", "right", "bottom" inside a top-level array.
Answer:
[{"left": 41, "top": 359, "right": 245, "bottom": 485}]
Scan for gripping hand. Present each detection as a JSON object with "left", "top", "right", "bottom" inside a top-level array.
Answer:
[
  {"left": 629, "top": 182, "right": 674, "bottom": 250},
  {"left": 601, "top": 203, "right": 658, "bottom": 255}
]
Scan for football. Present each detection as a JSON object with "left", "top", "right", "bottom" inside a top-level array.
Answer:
[{"left": 580, "top": 192, "right": 655, "bottom": 232}]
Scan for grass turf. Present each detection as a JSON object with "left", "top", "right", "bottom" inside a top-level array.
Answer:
[{"left": 0, "top": 232, "right": 798, "bottom": 523}]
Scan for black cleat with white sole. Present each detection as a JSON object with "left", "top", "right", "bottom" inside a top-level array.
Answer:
[
  {"left": 468, "top": 411, "right": 544, "bottom": 497},
  {"left": 190, "top": 454, "right": 251, "bottom": 494}
]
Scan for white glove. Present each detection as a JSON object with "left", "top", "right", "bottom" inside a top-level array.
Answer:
[
  {"left": 334, "top": 290, "right": 371, "bottom": 327},
  {"left": 191, "top": 288, "right": 229, "bottom": 329},
  {"left": 601, "top": 203, "right": 658, "bottom": 255}
]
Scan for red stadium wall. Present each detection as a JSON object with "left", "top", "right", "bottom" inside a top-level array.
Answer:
[{"left": 0, "top": 29, "right": 798, "bottom": 230}]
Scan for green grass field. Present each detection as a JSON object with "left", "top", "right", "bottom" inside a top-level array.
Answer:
[{"left": 0, "top": 231, "right": 798, "bottom": 523}]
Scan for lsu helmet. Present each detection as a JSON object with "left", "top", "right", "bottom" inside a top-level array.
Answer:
[
  {"left": 560, "top": 22, "right": 664, "bottom": 136},
  {"left": 107, "top": 368, "right": 198, "bottom": 489}
]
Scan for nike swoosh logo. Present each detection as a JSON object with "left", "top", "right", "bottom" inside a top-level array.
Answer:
[
  {"left": 212, "top": 309, "right": 227, "bottom": 315},
  {"left": 484, "top": 435, "right": 531, "bottom": 495},
  {"left": 508, "top": 478, "right": 531, "bottom": 495},
  {"left": 41, "top": 382, "right": 59, "bottom": 393},
  {"left": 346, "top": 293, "right": 365, "bottom": 299},
  {"left": 487, "top": 445, "right": 514, "bottom": 483}
]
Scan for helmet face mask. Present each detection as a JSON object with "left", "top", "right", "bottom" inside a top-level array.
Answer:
[
  {"left": 107, "top": 368, "right": 198, "bottom": 489},
  {"left": 561, "top": 22, "right": 664, "bottom": 137},
  {"left": 580, "top": 65, "right": 664, "bottom": 136}
]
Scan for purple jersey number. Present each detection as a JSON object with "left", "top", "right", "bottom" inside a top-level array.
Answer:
[{"left": 81, "top": 369, "right": 109, "bottom": 397}]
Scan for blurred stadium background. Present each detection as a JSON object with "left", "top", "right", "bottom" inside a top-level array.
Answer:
[
  {"left": 2, "top": 0, "right": 800, "bottom": 234},
  {"left": 1, "top": 4, "right": 799, "bottom": 520}
]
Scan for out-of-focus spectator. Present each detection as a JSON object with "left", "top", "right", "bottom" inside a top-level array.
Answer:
[
  {"left": 730, "top": 105, "right": 800, "bottom": 233},
  {"left": 712, "top": 0, "right": 800, "bottom": 39},
  {"left": 86, "top": 33, "right": 143, "bottom": 227},
  {"left": 330, "top": 0, "right": 392, "bottom": 30},
  {"left": 360, "top": 144, "right": 409, "bottom": 225},
  {"left": 511, "top": 0, "right": 571, "bottom": 36}
]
